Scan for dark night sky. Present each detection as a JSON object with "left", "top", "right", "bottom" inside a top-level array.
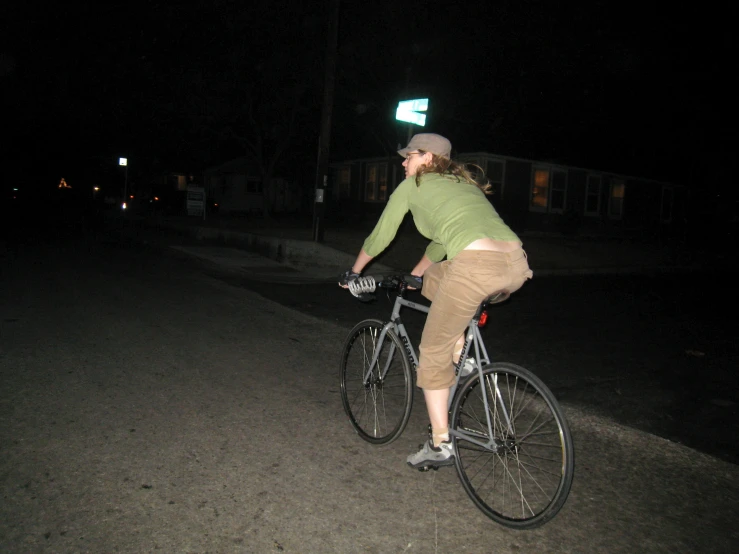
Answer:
[{"left": 1, "top": 1, "right": 733, "bottom": 195}]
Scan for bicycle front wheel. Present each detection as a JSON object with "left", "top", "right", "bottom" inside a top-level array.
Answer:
[
  {"left": 340, "top": 319, "right": 414, "bottom": 445},
  {"left": 450, "top": 362, "right": 574, "bottom": 529}
]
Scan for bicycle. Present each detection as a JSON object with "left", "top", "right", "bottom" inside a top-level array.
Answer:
[{"left": 339, "top": 273, "right": 574, "bottom": 529}]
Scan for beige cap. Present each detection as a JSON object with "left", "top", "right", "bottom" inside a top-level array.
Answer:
[{"left": 398, "top": 133, "right": 452, "bottom": 159}]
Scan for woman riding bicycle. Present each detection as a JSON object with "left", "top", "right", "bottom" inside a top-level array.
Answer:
[{"left": 340, "top": 133, "right": 533, "bottom": 469}]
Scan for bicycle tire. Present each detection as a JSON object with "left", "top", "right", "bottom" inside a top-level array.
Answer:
[
  {"left": 340, "top": 319, "right": 414, "bottom": 445},
  {"left": 450, "top": 362, "right": 574, "bottom": 529}
]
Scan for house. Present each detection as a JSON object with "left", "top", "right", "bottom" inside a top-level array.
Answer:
[
  {"left": 203, "top": 156, "right": 302, "bottom": 215},
  {"left": 136, "top": 170, "right": 194, "bottom": 214},
  {"left": 330, "top": 151, "right": 688, "bottom": 239}
]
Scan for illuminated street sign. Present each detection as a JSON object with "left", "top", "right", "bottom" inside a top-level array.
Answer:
[
  {"left": 119, "top": 157, "right": 127, "bottom": 166},
  {"left": 395, "top": 98, "right": 429, "bottom": 126}
]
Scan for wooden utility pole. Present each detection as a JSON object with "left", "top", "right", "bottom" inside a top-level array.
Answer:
[{"left": 312, "top": 0, "right": 340, "bottom": 243}]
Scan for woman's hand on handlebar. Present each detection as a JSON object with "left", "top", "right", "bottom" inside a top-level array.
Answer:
[{"left": 338, "top": 268, "right": 360, "bottom": 288}]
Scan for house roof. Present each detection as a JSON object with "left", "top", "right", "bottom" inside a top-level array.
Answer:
[{"left": 331, "top": 151, "right": 679, "bottom": 188}]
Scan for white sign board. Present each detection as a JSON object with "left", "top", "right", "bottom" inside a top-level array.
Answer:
[{"left": 395, "top": 98, "right": 429, "bottom": 126}]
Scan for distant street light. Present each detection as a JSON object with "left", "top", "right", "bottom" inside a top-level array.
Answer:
[{"left": 119, "top": 157, "right": 128, "bottom": 210}]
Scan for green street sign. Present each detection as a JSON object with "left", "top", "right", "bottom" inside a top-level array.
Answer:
[{"left": 396, "top": 98, "right": 429, "bottom": 126}]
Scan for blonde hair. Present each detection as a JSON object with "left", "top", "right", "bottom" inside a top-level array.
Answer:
[{"left": 414, "top": 151, "right": 493, "bottom": 195}]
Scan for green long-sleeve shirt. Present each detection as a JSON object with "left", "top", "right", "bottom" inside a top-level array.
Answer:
[{"left": 362, "top": 173, "right": 521, "bottom": 263}]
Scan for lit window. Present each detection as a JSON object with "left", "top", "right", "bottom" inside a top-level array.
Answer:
[
  {"left": 337, "top": 167, "right": 351, "bottom": 199},
  {"left": 365, "top": 166, "right": 376, "bottom": 201},
  {"left": 377, "top": 165, "right": 388, "bottom": 201},
  {"left": 531, "top": 168, "right": 549, "bottom": 210},
  {"left": 609, "top": 179, "right": 625, "bottom": 218},
  {"left": 365, "top": 163, "right": 388, "bottom": 202}
]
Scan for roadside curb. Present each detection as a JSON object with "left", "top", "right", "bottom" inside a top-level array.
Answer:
[{"left": 165, "top": 221, "right": 397, "bottom": 273}]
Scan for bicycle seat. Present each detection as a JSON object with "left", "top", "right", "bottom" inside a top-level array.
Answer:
[
  {"left": 483, "top": 291, "right": 510, "bottom": 306},
  {"left": 472, "top": 291, "right": 510, "bottom": 319}
]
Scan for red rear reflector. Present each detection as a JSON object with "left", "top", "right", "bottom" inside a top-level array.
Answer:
[{"left": 478, "top": 311, "right": 488, "bottom": 327}]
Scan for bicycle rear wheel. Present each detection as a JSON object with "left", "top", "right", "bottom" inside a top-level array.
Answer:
[
  {"left": 340, "top": 319, "right": 414, "bottom": 445},
  {"left": 450, "top": 362, "right": 574, "bottom": 529}
]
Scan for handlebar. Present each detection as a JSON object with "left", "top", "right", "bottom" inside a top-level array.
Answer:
[{"left": 347, "top": 273, "right": 422, "bottom": 302}]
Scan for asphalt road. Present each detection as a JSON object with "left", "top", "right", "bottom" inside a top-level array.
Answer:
[
  {"left": 1, "top": 223, "right": 737, "bottom": 553},
  {"left": 193, "top": 241, "right": 739, "bottom": 468}
]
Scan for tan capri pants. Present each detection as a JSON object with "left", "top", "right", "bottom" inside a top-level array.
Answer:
[{"left": 417, "top": 248, "right": 533, "bottom": 390}]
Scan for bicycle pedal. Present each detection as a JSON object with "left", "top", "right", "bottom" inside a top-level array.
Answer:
[{"left": 418, "top": 465, "right": 439, "bottom": 472}]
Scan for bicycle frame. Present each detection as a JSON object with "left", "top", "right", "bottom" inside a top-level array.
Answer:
[
  {"left": 363, "top": 291, "right": 514, "bottom": 452},
  {"left": 361, "top": 295, "right": 426, "bottom": 384}
]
